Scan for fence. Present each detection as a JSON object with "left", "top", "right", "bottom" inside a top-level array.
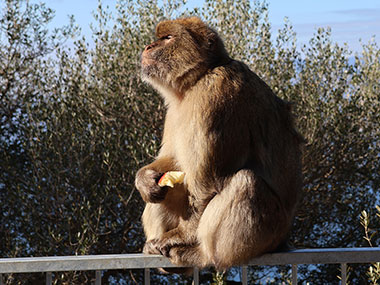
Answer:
[{"left": 1, "top": 248, "right": 380, "bottom": 284}]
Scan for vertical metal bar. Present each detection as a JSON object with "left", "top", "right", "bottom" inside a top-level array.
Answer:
[
  {"left": 192, "top": 267, "right": 199, "bottom": 285},
  {"left": 144, "top": 268, "right": 150, "bottom": 285},
  {"left": 95, "top": 270, "right": 101, "bottom": 285},
  {"left": 291, "top": 264, "right": 297, "bottom": 285},
  {"left": 46, "top": 272, "right": 52, "bottom": 285},
  {"left": 241, "top": 266, "right": 248, "bottom": 285},
  {"left": 341, "top": 263, "right": 347, "bottom": 285}
]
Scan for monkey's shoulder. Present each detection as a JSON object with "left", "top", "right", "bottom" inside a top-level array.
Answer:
[
  {"left": 204, "top": 60, "right": 273, "bottom": 97},
  {"left": 207, "top": 60, "right": 249, "bottom": 82},
  {"left": 193, "top": 60, "right": 277, "bottom": 115}
]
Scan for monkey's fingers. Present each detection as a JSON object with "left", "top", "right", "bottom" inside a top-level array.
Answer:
[
  {"left": 143, "top": 239, "right": 161, "bottom": 255},
  {"left": 158, "top": 171, "right": 185, "bottom": 188}
]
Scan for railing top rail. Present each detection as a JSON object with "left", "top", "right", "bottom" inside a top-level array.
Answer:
[
  {"left": 248, "top": 247, "right": 380, "bottom": 266},
  {"left": 1, "top": 248, "right": 380, "bottom": 274}
]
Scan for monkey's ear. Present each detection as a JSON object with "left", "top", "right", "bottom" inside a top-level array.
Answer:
[
  {"left": 203, "top": 30, "right": 219, "bottom": 50},
  {"left": 207, "top": 33, "right": 216, "bottom": 47}
]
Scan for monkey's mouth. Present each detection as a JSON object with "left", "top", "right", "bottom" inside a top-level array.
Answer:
[{"left": 141, "top": 55, "right": 156, "bottom": 67}]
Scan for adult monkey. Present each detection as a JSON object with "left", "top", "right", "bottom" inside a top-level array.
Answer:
[{"left": 135, "top": 17, "right": 304, "bottom": 271}]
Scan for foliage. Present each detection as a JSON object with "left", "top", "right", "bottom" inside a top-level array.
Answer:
[
  {"left": 361, "top": 207, "right": 380, "bottom": 284},
  {"left": 0, "top": 0, "right": 379, "bottom": 283}
]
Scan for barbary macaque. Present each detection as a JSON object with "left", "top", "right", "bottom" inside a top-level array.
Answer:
[{"left": 135, "top": 16, "right": 303, "bottom": 271}]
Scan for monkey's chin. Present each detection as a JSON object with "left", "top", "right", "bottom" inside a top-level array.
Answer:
[
  {"left": 141, "top": 65, "right": 166, "bottom": 86},
  {"left": 141, "top": 71, "right": 157, "bottom": 84},
  {"left": 141, "top": 62, "right": 160, "bottom": 81},
  {"left": 141, "top": 72, "right": 164, "bottom": 89}
]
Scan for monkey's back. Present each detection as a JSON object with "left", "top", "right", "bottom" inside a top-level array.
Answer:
[{"left": 185, "top": 60, "right": 303, "bottom": 211}]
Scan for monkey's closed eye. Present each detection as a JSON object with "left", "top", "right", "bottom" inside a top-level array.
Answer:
[{"left": 161, "top": 35, "right": 173, "bottom": 40}]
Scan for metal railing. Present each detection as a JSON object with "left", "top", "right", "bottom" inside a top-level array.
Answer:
[{"left": 1, "top": 248, "right": 380, "bottom": 284}]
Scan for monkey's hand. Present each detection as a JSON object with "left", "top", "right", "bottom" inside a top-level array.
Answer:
[{"left": 135, "top": 168, "right": 168, "bottom": 203}]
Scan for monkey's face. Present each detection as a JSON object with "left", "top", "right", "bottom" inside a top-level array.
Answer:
[
  {"left": 140, "top": 33, "right": 180, "bottom": 82},
  {"left": 141, "top": 17, "right": 228, "bottom": 92}
]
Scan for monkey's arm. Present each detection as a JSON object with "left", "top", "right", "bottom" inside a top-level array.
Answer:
[{"left": 135, "top": 156, "right": 179, "bottom": 203}]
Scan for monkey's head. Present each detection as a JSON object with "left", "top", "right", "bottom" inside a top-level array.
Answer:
[{"left": 141, "top": 17, "right": 230, "bottom": 95}]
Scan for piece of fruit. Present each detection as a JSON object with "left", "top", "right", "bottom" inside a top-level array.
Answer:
[{"left": 158, "top": 171, "right": 185, "bottom": 188}]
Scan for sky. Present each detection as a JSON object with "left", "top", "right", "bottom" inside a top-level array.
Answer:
[
  {"left": 10, "top": 0, "right": 380, "bottom": 53},
  {"left": 267, "top": 0, "right": 380, "bottom": 52}
]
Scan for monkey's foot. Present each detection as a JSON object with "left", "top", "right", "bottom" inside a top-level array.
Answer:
[
  {"left": 144, "top": 239, "right": 194, "bottom": 275},
  {"left": 166, "top": 244, "right": 201, "bottom": 268},
  {"left": 143, "top": 239, "right": 161, "bottom": 255},
  {"left": 144, "top": 238, "right": 184, "bottom": 257},
  {"left": 143, "top": 238, "right": 180, "bottom": 257},
  {"left": 145, "top": 237, "right": 192, "bottom": 262},
  {"left": 156, "top": 239, "right": 183, "bottom": 257}
]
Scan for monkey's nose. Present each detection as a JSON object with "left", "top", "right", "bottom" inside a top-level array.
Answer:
[{"left": 145, "top": 42, "right": 157, "bottom": 51}]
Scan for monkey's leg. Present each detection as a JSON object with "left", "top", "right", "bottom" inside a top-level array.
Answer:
[
  {"left": 142, "top": 183, "right": 189, "bottom": 250},
  {"left": 142, "top": 203, "right": 179, "bottom": 254},
  {"left": 142, "top": 202, "right": 194, "bottom": 275},
  {"left": 166, "top": 169, "right": 290, "bottom": 271},
  {"left": 142, "top": 184, "right": 193, "bottom": 275},
  {"left": 196, "top": 169, "right": 290, "bottom": 271}
]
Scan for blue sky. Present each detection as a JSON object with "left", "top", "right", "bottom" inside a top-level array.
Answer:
[
  {"left": 16, "top": 0, "right": 380, "bottom": 53},
  {"left": 267, "top": 0, "right": 380, "bottom": 52}
]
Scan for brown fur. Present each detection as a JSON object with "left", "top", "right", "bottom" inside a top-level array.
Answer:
[{"left": 135, "top": 16, "right": 303, "bottom": 272}]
